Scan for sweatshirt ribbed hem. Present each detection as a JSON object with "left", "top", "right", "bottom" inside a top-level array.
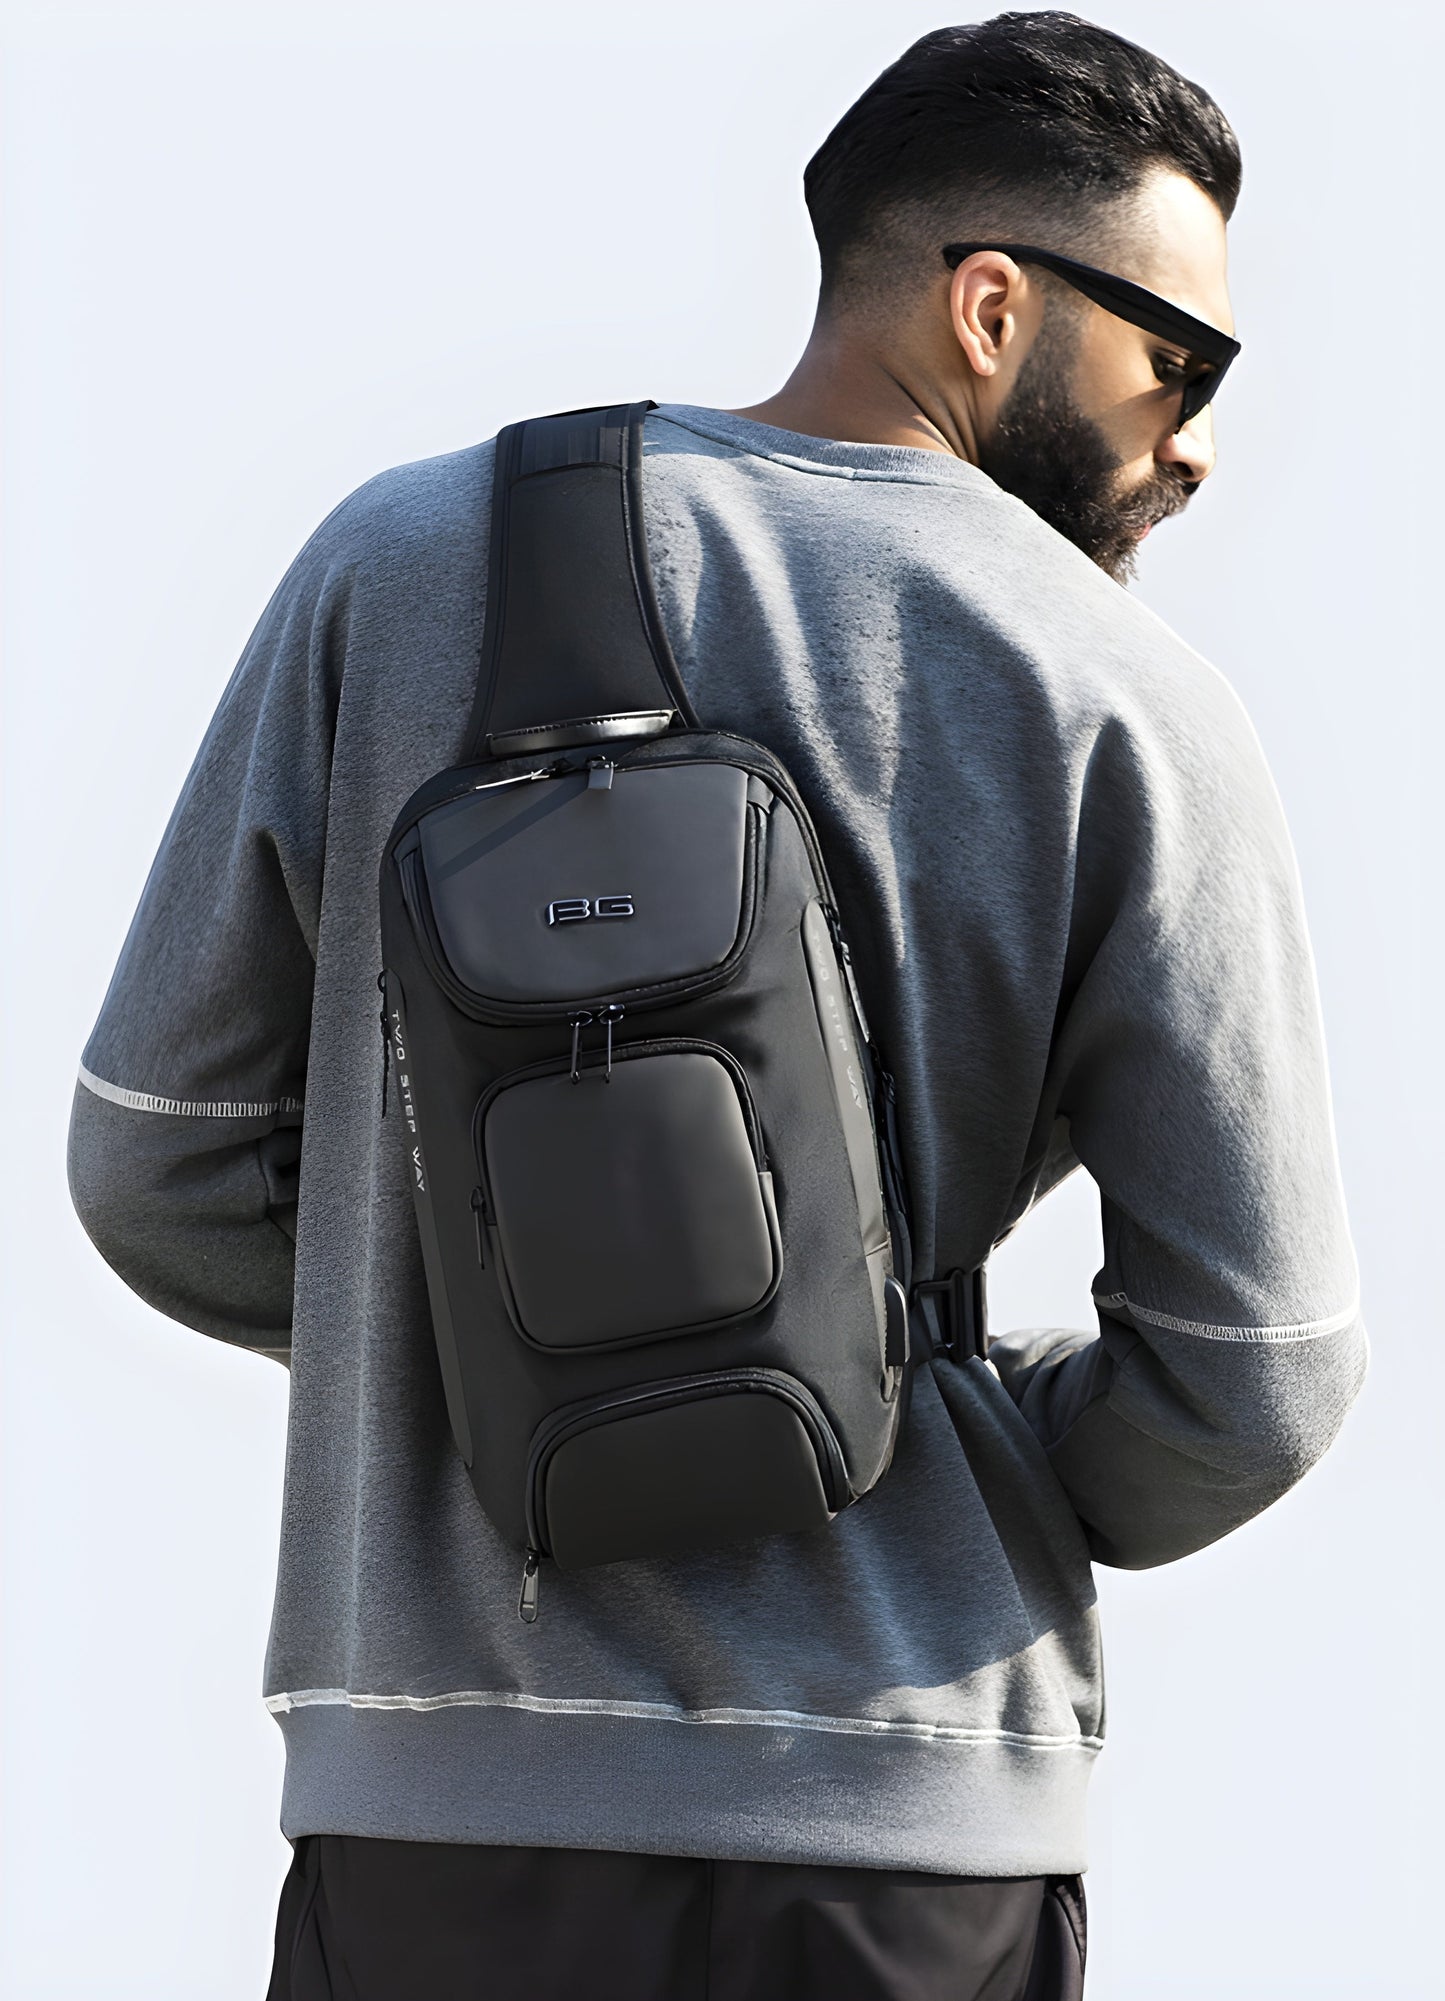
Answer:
[{"left": 272, "top": 1698, "right": 1099, "bottom": 1876}]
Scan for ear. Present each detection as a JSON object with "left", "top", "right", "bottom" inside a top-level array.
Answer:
[{"left": 948, "top": 251, "right": 1035, "bottom": 381}]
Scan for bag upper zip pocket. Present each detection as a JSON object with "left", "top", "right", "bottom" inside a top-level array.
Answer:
[{"left": 395, "top": 760, "right": 766, "bottom": 1025}]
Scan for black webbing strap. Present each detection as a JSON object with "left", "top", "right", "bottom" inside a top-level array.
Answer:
[
  {"left": 913, "top": 1266, "right": 989, "bottom": 1362},
  {"left": 462, "top": 401, "right": 699, "bottom": 762}
]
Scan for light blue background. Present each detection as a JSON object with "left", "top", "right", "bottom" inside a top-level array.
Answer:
[{"left": 3, "top": 2, "right": 1439, "bottom": 1994}]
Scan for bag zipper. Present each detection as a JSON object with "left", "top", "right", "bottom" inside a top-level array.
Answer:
[{"left": 878, "top": 1068, "right": 914, "bottom": 1290}]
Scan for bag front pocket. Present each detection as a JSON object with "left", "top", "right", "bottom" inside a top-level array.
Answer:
[
  {"left": 475, "top": 1041, "right": 782, "bottom": 1352},
  {"left": 527, "top": 1368, "right": 845, "bottom": 1568},
  {"left": 403, "top": 760, "right": 764, "bottom": 1019}
]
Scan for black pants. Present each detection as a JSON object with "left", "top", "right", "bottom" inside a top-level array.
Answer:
[{"left": 266, "top": 1835, "right": 1086, "bottom": 2001}]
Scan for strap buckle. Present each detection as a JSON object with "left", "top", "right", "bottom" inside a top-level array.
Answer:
[{"left": 913, "top": 1267, "right": 989, "bottom": 1362}]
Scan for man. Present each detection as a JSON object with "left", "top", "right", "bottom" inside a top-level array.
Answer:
[{"left": 69, "top": 13, "right": 1365, "bottom": 1999}]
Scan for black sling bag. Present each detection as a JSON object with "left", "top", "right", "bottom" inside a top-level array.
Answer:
[{"left": 379, "top": 402, "right": 984, "bottom": 1621}]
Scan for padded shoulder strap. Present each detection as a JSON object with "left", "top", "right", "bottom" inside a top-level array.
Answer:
[{"left": 462, "top": 401, "right": 699, "bottom": 761}]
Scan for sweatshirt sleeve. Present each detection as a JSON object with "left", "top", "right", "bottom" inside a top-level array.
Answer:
[
  {"left": 67, "top": 513, "right": 353, "bottom": 1360},
  {"left": 987, "top": 669, "right": 1367, "bottom": 1567}
]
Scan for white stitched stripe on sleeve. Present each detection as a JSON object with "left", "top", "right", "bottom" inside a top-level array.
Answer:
[
  {"left": 78, "top": 1063, "right": 303, "bottom": 1120},
  {"left": 1093, "top": 1288, "right": 1360, "bottom": 1343}
]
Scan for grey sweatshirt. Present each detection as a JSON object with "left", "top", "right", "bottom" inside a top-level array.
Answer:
[{"left": 68, "top": 406, "right": 1366, "bottom": 1875}]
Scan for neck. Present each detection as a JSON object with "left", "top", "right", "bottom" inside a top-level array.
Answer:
[{"left": 730, "top": 317, "right": 983, "bottom": 464}]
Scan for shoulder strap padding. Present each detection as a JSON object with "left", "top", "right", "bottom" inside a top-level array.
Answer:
[{"left": 463, "top": 402, "right": 698, "bottom": 760}]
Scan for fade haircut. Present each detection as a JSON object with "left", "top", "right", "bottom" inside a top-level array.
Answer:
[{"left": 805, "top": 14, "right": 1241, "bottom": 309}]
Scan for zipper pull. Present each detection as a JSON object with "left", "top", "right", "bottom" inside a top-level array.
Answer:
[
  {"left": 600, "top": 1003, "right": 625, "bottom": 1080},
  {"left": 586, "top": 757, "right": 615, "bottom": 791},
  {"left": 519, "top": 1549, "right": 541, "bottom": 1623},
  {"left": 471, "top": 1186, "right": 488, "bottom": 1265},
  {"left": 568, "top": 1011, "right": 593, "bottom": 1083},
  {"left": 377, "top": 971, "right": 391, "bottom": 1115}
]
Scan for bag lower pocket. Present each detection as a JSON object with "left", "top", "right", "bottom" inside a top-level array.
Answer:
[
  {"left": 476, "top": 1041, "right": 782, "bottom": 1351},
  {"left": 526, "top": 1368, "right": 846, "bottom": 1568}
]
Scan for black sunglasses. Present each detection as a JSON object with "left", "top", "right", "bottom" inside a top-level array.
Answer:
[{"left": 941, "top": 242, "right": 1241, "bottom": 432}]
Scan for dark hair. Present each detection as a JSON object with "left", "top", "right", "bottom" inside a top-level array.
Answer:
[{"left": 805, "top": 14, "right": 1240, "bottom": 301}]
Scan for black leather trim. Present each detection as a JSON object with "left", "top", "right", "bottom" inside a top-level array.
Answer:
[{"left": 486, "top": 711, "right": 674, "bottom": 757}]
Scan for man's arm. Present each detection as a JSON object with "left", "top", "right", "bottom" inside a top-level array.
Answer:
[
  {"left": 989, "top": 682, "right": 1367, "bottom": 1567},
  {"left": 67, "top": 518, "right": 352, "bottom": 1361}
]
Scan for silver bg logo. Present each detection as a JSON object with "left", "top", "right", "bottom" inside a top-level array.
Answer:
[{"left": 547, "top": 895, "right": 636, "bottom": 926}]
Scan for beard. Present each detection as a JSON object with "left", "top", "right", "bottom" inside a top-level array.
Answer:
[{"left": 977, "top": 326, "right": 1194, "bottom": 584}]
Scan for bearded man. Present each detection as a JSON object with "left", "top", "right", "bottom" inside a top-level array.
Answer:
[{"left": 70, "top": 14, "right": 1364, "bottom": 1999}]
